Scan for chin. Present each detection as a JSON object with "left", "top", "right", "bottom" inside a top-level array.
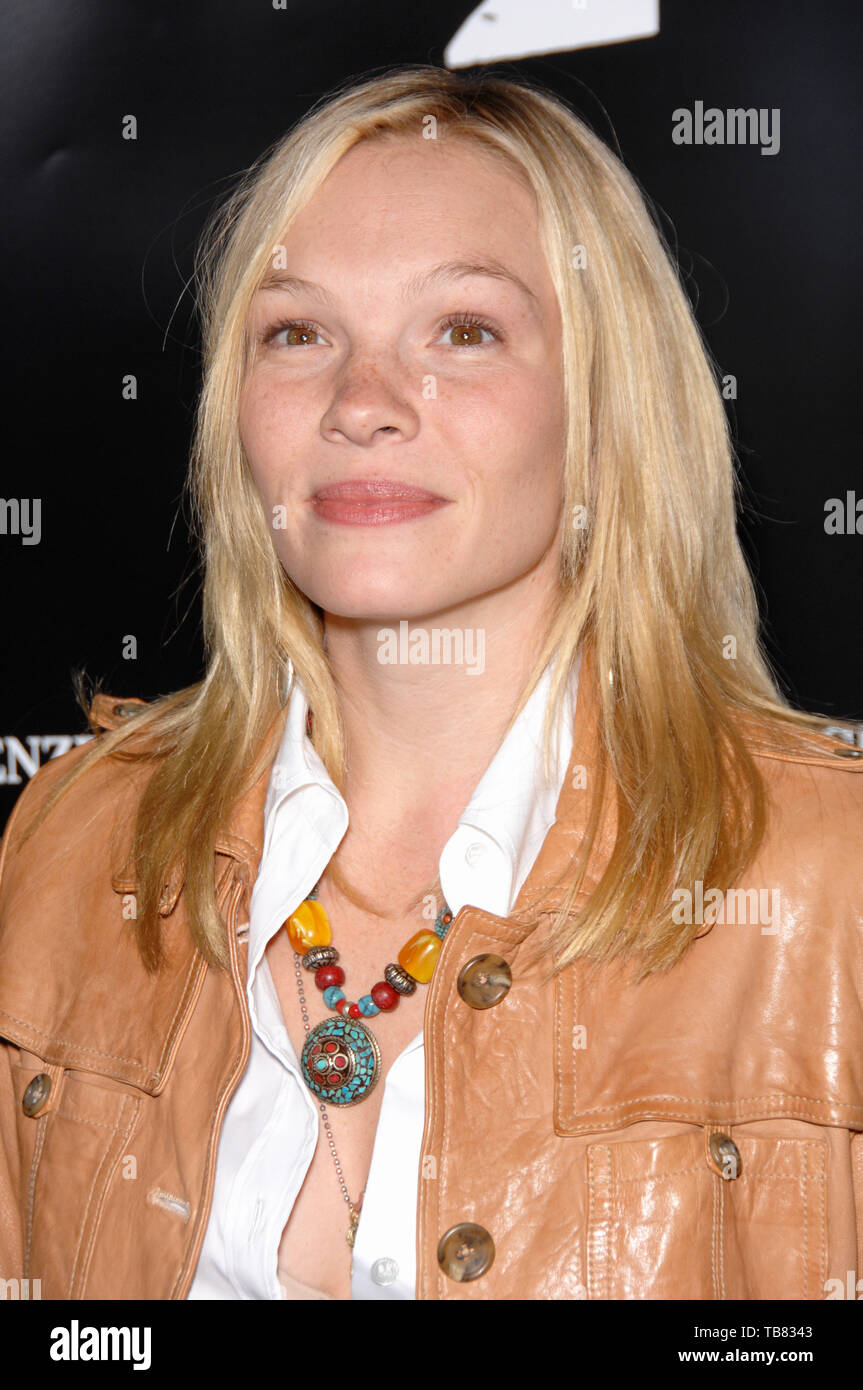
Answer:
[
  {"left": 315, "top": 594, "right": 452, "bottom": 624},
  {"left": 291, "top": 564, "right": 450, "bottom": 619}
]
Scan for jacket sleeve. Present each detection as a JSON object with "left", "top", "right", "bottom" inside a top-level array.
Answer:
[
  {"left": 0, "top": 1038, "right": 23, "bottom": 1282},
  {"left": 0, "top": 781, "right": 40, "bottom": 1284}
]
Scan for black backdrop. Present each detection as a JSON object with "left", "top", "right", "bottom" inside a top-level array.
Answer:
[{"left": 2, "top": 0, "right": 861, "bottom": 823}]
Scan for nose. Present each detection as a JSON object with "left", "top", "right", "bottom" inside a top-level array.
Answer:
[{"left": 320, "top": 355, "right": 419, "bottom": 447}]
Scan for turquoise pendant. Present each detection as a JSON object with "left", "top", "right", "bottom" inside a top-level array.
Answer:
[{"left": 300, "top": 1016, "right": 382, "bottom": 1106}]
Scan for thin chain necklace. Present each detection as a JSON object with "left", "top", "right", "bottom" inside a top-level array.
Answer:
[{"left": 287, "top": 707, "right": 454, "bottom": 1250}]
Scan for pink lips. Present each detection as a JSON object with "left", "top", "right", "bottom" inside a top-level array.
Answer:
[{"left": 311, "top": 479, "right": 449, "bottom": 526}]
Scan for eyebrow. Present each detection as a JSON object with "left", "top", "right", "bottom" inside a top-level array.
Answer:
[{"left": 256, "top": 258, "right": 541, "bottom": 312}]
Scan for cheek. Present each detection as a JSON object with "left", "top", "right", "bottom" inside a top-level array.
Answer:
[
  {"left": 492, "top": 457, "right": 563, "bottom": 543},
  {"left": 238, "top": 382, "right": 267, "bottom": 470},
  {"left": 455, "top": 373, "right": 565, "bottom": 508},
  {"left": 238, "top": 378, "right": 299, "bottom": 497},
  {"left": 451, "top": 361, "right": 563, "bottom": 446}
]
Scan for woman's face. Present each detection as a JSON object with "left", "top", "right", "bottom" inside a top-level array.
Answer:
[{"left": 240, "top": 135, "right": 567, "bottom": 622}]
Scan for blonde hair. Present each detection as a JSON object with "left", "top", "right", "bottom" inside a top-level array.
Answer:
[{"left": 16, "top": 63, "right": 850, "bottom": 980}]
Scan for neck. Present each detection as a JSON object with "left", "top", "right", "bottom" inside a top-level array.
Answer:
[{"left": 323, "top": 570, "right": 562, "bottom": 839}]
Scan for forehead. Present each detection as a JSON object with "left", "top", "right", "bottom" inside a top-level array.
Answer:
[{"left": 271, "top": 136, "right": 545, "bottom": 282}]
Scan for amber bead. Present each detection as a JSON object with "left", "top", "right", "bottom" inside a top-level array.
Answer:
[
  {"left": 287, "top": 899, "right": 332, "bottom": 955},
  {"left": 398, "top": 929, "right": 441, "bottom": 984}
]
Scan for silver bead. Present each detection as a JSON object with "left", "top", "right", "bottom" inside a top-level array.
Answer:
[
  {"left": 384, "top": 962, "right": 417, "bottom": 995},
  {"left": 303, "top": 945, "right": 339, "bottom": 971}
]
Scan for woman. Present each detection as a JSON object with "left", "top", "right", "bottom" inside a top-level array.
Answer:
[{"left": 1, "top": 64, "right": 861, "bottom": 1302}]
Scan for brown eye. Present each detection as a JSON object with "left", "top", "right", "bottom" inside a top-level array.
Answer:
[
  {"left": 448, "top": 322, "right": 485, "bottom": 347},
  {"left": 260, "top": 319, "right": 324, "bottom": 348},
  {"left": 284, "top": 325, "right": 320, "bottom": 346},
  {"left": 438, "top": 313, "right": 499, "bottom": 348}
]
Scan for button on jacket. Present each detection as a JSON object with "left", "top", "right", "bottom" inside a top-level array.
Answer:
[
  {"left": 188, "top": 654, "right": 578, "bottom": 1300},
  {"left": 1, "top": 642, "right": 862, "bottom": 1300}
]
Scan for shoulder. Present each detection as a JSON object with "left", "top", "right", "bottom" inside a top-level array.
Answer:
[
  {"left": 737, "top": 704, "right": 863, "bottom": 770},
  {"left": 0, "top": 695, "right": 208, "bottom": 1078},
  {"left": 733, "top": 706, "right": 863, "bottom": 875},
  {"left": 0, "top": 694, "right": 153, "bottom": 904},
  {"left": 737, "top": 708, "right": 863, "bottom": 789}
]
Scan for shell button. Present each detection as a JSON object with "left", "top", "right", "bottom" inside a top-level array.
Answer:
[
  {"left": 708, "top": 1132, "right": 741, "bottom": 1180},
  {"left": 22, "top": 1072, "right": 52, "bottom": 1117},
  {"left": 437, "top": 1223, "right": 495, "bottom": 1282},
  {"left": 457, "top": 953, "right": 512, "bottom": 1009},
  {"left": 371, "top": 1257, "right": 399, "bottom": 1286}
]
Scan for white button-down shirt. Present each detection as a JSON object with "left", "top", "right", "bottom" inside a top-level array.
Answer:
[{"left": 188, "top": 649, "right": 580, "bottom": 1300}]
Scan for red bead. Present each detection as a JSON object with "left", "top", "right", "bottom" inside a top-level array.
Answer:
[
  {"left": 337, "top": 999, "right": 353, "bottom": 1018},
  {"left": 348, "top": 1002, "right": 361, "bottom": 1019},
  {"left": 315, "top": 964, "right": 345, "bottom": 990},
  {"left": 371, "top": 981, "right": 399, "bottom": 1011}
]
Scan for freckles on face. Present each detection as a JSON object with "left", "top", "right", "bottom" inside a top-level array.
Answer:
[
  {"left": 237, "top": 136, "right": 566, "bottom": 617},
  {"left": 238, "top": 373, "right": 303, "bottom": 512}
]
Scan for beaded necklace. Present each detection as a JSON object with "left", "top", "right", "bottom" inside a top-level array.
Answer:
[{"left": 286, "top": 707, "right": 454, "bottom": 1250}]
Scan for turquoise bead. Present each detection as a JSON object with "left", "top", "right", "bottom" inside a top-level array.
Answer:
[
  {"left": 323, "top": 985, "right": 345, "bottom": 1009},
  {"left": 434, "top": 902, "right": 454, "bottom": 939},
  {"left": 358, "top": 995, "right": 379, "bottom": 1017}
]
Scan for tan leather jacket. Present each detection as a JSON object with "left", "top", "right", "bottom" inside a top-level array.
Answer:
[{"left": 1, "top": 648, "right": 862, "bottom": 1300}]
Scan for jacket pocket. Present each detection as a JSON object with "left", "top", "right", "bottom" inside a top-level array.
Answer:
[
  {"left": 585, "top": 1128, "right": 828, "bottom": 1300},
  {"left": 12, "top": 1058, "right": 141, "bottom": 1298}
]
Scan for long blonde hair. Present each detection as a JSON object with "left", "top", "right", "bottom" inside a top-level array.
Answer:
[{"left": 17, "top": 64, "right": 850, "bottom": 980}]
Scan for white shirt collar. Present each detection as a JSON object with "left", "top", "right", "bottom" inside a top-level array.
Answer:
[{"left": 258, "top": 647, "right": 580, "bottom": 914}]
